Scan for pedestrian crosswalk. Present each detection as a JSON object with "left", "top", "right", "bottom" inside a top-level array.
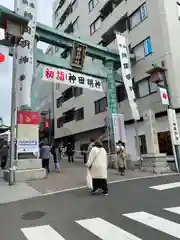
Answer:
[
  {"left": 21, "top": 225, "right": 65, "bottom": 240},
  {"left": 20, "top": 180, "right": 180, "bottom": 239},
  {"left": 76, "top": 217, "right": 142, "bottom": 240},
  {"left": 149, "top": 181, "right": 180, "bottom": 190},
  {"left": 21, "top": 205, "right": 180, "bottom": 239}
]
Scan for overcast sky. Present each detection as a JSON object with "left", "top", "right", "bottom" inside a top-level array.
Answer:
[{"left": 0, "top": 0, "right": 54, "bottom": 126}]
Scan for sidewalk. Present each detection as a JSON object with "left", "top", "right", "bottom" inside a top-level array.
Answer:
[
  {"left": 0, "top": 158, "right": 176, "bottom": 204},
  {"left": 27, "top": 158, "right": 158, "bottom": 194},
  {"left": 0, "top": 177, "right": 42, "bottom": 204}
]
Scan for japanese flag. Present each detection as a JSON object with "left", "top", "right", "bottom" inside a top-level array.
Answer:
[{"left": 0, "top": 45, "right": 9, "bottom": 72}]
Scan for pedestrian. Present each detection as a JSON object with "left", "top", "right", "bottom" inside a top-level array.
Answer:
[
  {"left": 87, "top": 138, "right": 95, "bottom": 154},
  {"left": 66, "top": 143, "right": 74, "bottom": 163},
  {"left": 86, "top": 140, "right": 108, "bottom": 196},
  {"left": 51, "top": 141, "right": 60, "bottom": 171},
  {"left": 40, "top": 139, "right": 51, "bottom": 174},
  {"left": 0, "top": 141, "right": 9, "bottom": 169},
  {"left": 116, "top": 140, "right": 127, "bottom": 176}
]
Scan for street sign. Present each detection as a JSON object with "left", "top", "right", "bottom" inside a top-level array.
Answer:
[
  {"left": 17, "top": 110, "right": 39, "bottom": 125},
  {"left": 158, "top": 86, "right": 169, "bottom": 105},
  {"left": 70, "top": 42, "right": 87, "bottom": 69}
]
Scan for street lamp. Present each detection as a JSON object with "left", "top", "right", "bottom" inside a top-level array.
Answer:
[
  {"left": 146, "top": 65, "right": 180, "bottom": 172},
  {"left": 0, "top": 11, "right": 29, "bottom": 185}
]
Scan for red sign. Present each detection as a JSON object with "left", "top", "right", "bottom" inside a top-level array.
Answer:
[
  {"left": 0, "top": 53, "right": 5, "bottom": 62},
  {"left": 17, "top": 111, "right": 39, "bottom": 125}
]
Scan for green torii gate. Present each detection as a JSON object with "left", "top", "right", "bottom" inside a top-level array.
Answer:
[{"left": 0, "top": 5, "right": 122, "bottom": 152}]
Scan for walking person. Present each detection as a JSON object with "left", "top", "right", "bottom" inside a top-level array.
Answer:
[
  {"left": 51, "top": 142, "right": 60, "bottom": 171},
  {"left": 40, "top": 140, "right": 51, "bottom": 174},
  {"left": 66, "top": 143, "right": 74, "bottom": 163},
  {"left": 0, "top": 141, "right": 9, "bottom": 169},
  {"left": 86, "top": 140, "right": 108, "bottom": 196},
  {"left": 116, "top": 140, "right": 127, "bottom": 176}
]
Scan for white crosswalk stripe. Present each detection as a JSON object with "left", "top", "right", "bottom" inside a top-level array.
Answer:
[
  {"left": 123, "top": 211, "right": 180, "bottom": 239},
  {"left": 76, "top": 217, "right": 142, "bottom": 240},
  {"left": 21, "top": 207, "right": 180, "bottom": 240},
  {"left": 149, "top": 181, "right": 180, "bottom": 190},
  {"left": 21, "top": 225, "right": 65, "bottom": 240},
  {"left": 164, "top": 206, "right": 180, "bottom": 215}
]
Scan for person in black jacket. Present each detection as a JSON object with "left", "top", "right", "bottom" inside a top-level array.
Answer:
[
  {"left": 66, "top": 143, "right": 74, "bottom": 163},
  {"left": 0, "top": 141, "right": 8, "bottom": 169}
]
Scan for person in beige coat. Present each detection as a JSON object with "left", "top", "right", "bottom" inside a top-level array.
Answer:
[
  {"left": 86, "top": 140, "right": 108, "bottom": 195},
  {"left": 116, "top": 141, "right": 127, "bottom": 176}
]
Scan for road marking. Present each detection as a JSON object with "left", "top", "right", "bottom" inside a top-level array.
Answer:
[
  {"left": 76, "top": 217, "right": 142, "bottom": 240},
  {"left": 149, "top": 181, "right": 180, "bottom": 190},
  {"left": 164, "top": 206, "right": 180, "bottom": 215},
  {"left": 21, "top": 225, "right": 65, "bottom": 240},
  {"left": 124, "top": 211, "right": 180, "bottom": 239},
  {"left": 42, "top": 172, "right": 178, "bottom": 196}
]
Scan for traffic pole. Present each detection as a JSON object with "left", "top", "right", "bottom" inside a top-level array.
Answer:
[{"left": 9, "top": 45, "right": 17, "bottom": 185}]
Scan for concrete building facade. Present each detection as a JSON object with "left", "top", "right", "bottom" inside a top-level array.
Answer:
[{"left": 41, "top": 0, "right": 180, "bottom": 160}]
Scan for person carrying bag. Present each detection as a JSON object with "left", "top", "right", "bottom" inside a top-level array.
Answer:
[{"left": 86, "top": 140, "right": 108, "bottom": 196}]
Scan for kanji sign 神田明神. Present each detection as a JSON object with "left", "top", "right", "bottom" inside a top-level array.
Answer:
[{"left": 41, "top": 65, "right": 104, "bottom": 92}]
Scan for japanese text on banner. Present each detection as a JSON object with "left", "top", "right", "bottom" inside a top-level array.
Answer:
[
  {"left": 116, "top": 33, "right": 140, "bottom": 120},
  {"left": 41, "top": 66, "right": 104, "bottom": 92},
  {"left": 15, "top": 0, "right": 37, "bottom": 108}
]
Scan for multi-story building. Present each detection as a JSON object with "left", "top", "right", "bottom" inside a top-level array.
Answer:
[{"left": 49, "top": 0, "right": 180, "bottom": 160}]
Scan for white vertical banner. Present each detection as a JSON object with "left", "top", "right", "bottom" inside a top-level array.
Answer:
[
  {"left": 112, "top": 113, "right": 126, "bottom": 143},
  {"left": 15, "top": 0, "right": 38, "bottom": 108},
  {"left": 116, "top": 32, "right": 140, "bottom": 120},
  {"left": 167, "top": 109, "right": 180, "bottom": 145}
]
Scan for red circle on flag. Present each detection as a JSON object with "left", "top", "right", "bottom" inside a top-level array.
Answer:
[
  {"left": 162, "top": 93, "right": 167, "bottom": 99},
  {"left": 0, "top": 53, "right": 5, "bottom": 62}
]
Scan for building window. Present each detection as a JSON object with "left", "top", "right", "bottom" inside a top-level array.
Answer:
[
  {"left": 116, "top": 85, "right": 127, "bottom": 103},
  {"left": 130, "top": 3, "right": 148, "bottom": 29},
  {"left": 177, "top": 2, "right": 180, "bottom": 19},
  {"left": 75, "top": 107, "right": 84, "bottom": 121},
  {"left": 94, "top": 97, "right": 107, "bottom": 114},
  {"left": 72, "top": 17, "right": 79, "bottom": 32},
  {"left": 90, "top": 17, "right": 101, "bottom": 35},
  {"left": 74, "top": 87, "right": 83, "bottom": 97},
  {"left": 133, "top": 37, "right": 152, "bottom": 61},
  {"left": 72, "top": 0, "right": 78, "bottom": 11},
  {"left": 136, "top": 77, "right": 157, "bottom": 98},
  {"left": 56, "top": 96, "right": 63, "bottom": 108},
  {"left": 63, "top": 87, "right": 74, "bottom": 102},
  {"left": 88, "top": 0, "right": 99, "bottom": 12},
  {"left": 57, "top": 117, "right": 64, "bottom": 128},
  {"left": 64, "top": 109, "right": 75, "bottom": 123},
  {"left": 138, "top": 78, "right": 149, "bottom": 97}
]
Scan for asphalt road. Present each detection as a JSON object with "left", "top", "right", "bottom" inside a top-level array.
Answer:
[{"left": 1, "top": 174, "right": 180, "bottom": 240}]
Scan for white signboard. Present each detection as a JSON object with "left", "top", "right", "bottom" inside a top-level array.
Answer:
[
  {"left": 112, "top": 113, "right": 126, "bottom": 143},
  {"left": 41, "top": 65, "right": 103, "bottom": 92},
  {"left": 116, "top": 33, "right": 140, "bottom": 120},
  {"left": 17, "top": 124, "right": 39, "bottom": 153},
  {"left": 15, "top": 0, "right": 38, "bottom": 108},
  {"left": 167, "top": 109, "right": 180, "bottom": 145}
]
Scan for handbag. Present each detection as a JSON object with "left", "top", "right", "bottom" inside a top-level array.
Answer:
[
  {"left": 86, "top": 168, "right": 93, "bottom": 189},
  {"left": 89, "top": 149, "right": 101, "bottom": 170}
]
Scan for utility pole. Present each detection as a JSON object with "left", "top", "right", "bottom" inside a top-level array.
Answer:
[
  {"left": 9, "top": 45, "right": 17, "bottom": 185},
  {"left": 48, "top": 108, "right": 51, "bottom": 145}
]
